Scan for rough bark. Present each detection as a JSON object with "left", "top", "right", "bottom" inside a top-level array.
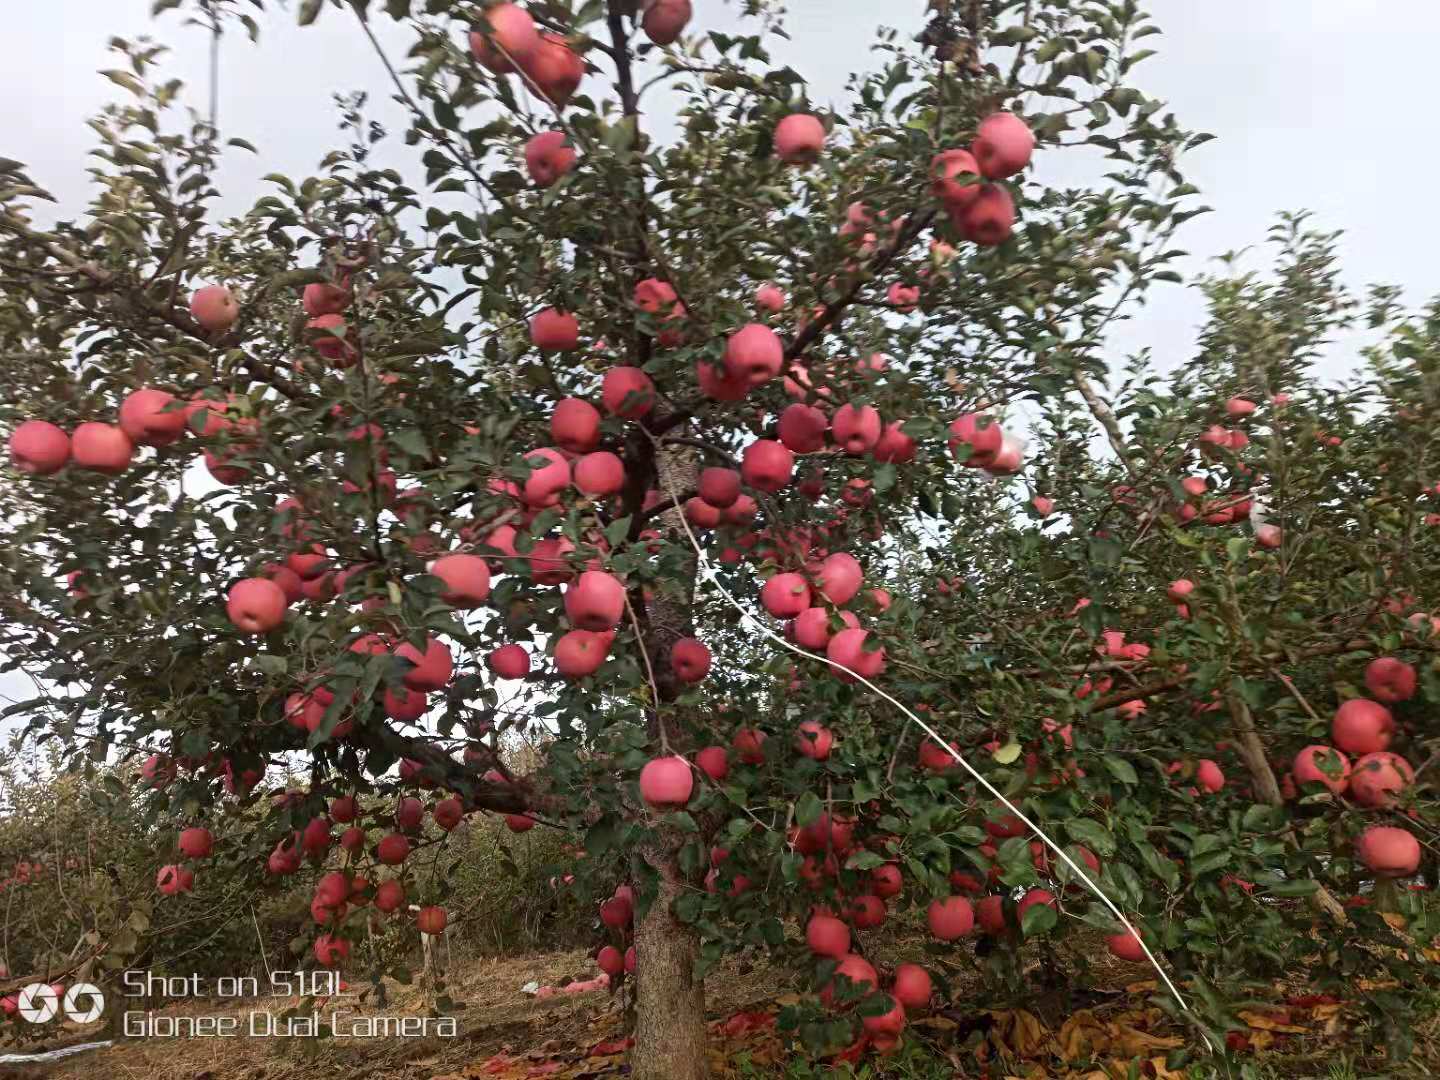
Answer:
[{"left": 631, "top": 832, "right": 709, "bottom": 1080}]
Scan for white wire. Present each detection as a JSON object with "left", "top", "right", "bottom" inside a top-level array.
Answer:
[{"left": 654, "top": 461, "right": 1201, "bottom": 1027}]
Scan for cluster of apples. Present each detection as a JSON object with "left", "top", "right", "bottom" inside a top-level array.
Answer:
[
  {"left": 593, "top": 884, "right": 639, "bottom": 980},
  {"left": 929, "top": 112, "right": 1035, "bottom": 247}
]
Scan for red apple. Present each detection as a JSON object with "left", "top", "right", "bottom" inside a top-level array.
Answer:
[
  {"left": 827, "top": 628, "right": 885, "bottom": 681},
  {"left": 1292, "top": 745, "right": 1350, "bottom": 794},
  {"left": 1332, "top": 698, "right": 1394, "bottom": 755},
  {"left": 670, "top": 637, "right": 711, "bottom": 683},
  {"left": 430, "top": 553, "right": 492, "bottom": 607},
  {"left": 601, "top": 366, "right": 656, "bottom": 418},
  {"left": 774, "top": 113, "right": 825, "bottom": 165},
  {"left": 954, "top": 184, "right": 1015, "bottom": 246},
  {"left": 698, "top": 467, "right": 741, "bottom": 508},
  {"left": 190, "top": 284, "right": 239, "bottom": 331},
  {"left": 794, "top": 720, "right": 834, "bottom": 760},
  {"left": 778, "top": 403, "right": 828, "bottom": 454},
  {"left": 806, "top": 913, "right": 850, "bottom": 958},
  {"left": 524, "top": 131, "right": 576, "bottom": 187},
  {"left": 927, "top": 896, "right": 974, "bottom": 940},
  {"left": 1357, "top": 825, "right": 1420, "bottom": 877},
  {"left": 639, "top": 755, "right": 694, "bottom": 808},
  {"left": 1364, "top": 657, "right": 1417, "bottom": 704},
  {"left": 551, "top": 397, "right": 601, "bottom": 453},
  {"left": 178, "top": 827, "right": 213, "bottom": 859},
  {"left": 972, "top": 111, "right": 1035, "bottom": 178},
  {"left": 724, "top": 323, "right": 784, "bottom": 386},
  {"left": 518, "top": 33, "right": 584, "bottom": 106},
  {"left": 119, "top": 388, "right": 186, "bottom": 446},
  {"left": 226, "top": 578, "right": 287, "bottom": 633},
  {"left": 696, "top": 745, "right": 729, "bottom": 780},
  {"left": 1107, "top": 928, "right": 1146, "bottom": 962},
  {"left": 742, "top": 439, "right": 793, "bottom": 493},
  {"left": 488, "top": 643, "right": 530, "bottom": 679},
  {"left": 555, "top": 629, "right": 607, "bottom": 678},
  {"left": 642, "top": 0, "right": 691, "bottom": 44},
  {"left": 732, "top": 728, "right": 767, "bottom": 765},
  {"left": 761, "top": 572, "right": 811, "bottom": 618},
  {"left": 8, "top": 420, "right": 70, "bottom": 475},
  {"left": 892, "top": 964, "right": 931, "bottom": 1009},
  {"left": 574, "top": 451, "right": 626, "bottom": 496},
  {"left": 375, "top": 879, "right": 405, "bottom": 912},
  {"left": 302, "top": 282, "right": 350, "bottom": 317},
  {"left": 467, "top": 2, "right": 540, "bottom": 73},
  {"left": 71, "top": 422, "right": 134, "bottom": 474},
  {"left": 755, "top": 283, "right": 785, "bottom": 313},
  {"left": 530, "top": 308, "right": 579, "bottom": 352}
]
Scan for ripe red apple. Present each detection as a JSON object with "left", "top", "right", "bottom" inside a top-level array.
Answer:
[
  {"left": 806, "top": 913, "right": 850, "bottom": 958},
  {"left": 430, "top": 553, "right": 492, "bottom": 607},
  {"left": 870, "top": 863, "right": 902, "bottom": 899},
  {"left": 695, "top": 745, "right": 729, "bottom": 781},
  {"left": 1349, "top": 752, "right": 1414, "bottom": 809},
  {"left": 1194, "top": 759, "right": 1225, "bottom": 793},
  {"left": 1332, "top": 698, "right": 1394, "bottom": 755},
  {"left": 395, "top": 637, "right": 453, "bottom": 692},
  {"left": 395, "top": 796, "right": 424, "bottom": 830},
  {"left": 931, "top": 147, "right": 982, "bottom": 207},
  {"left": 529, "top": 536, "right": 576, "bottom": 584},
  {"left": 755, "top": 283, "right": 785, "bottom": 313},
  {"left": 1255, "top": 524, "right": 1283, "bottom": 549},
  {"left": 685, "top": 497, "right": 722, "bottom": 528},
  {"left": 742, "top": 439, "right": 794, "bottom": 492},
  {"left": 524, "top": 131, "right": 576, "bottom": 187},
  {"left": 572, "top": 451, "right": 625, "bottom": 496},
  {"left": 1107, "top": 928, "right": 1146, "bottom": 962},
  {"left": 190, "top": 284, "right": 239, "bottom": 331},
  {"left": 778, "top": 403, "right": 828, "bottom": 454},
  {"left": 226, "top": 578, "right": 288, "bottom": 633},
  {"left": 375, "top": 879, "right": 405, "bottom": 913},
  {"left": 954, "top": 184, "right": 1015, "bottom": 246},
  {"left": 642, "top": 0, "right": 691, "bottom": 44},
  {"left": 416, "top": 905, "right": 448, "bottom": 935},
  {"left": 119, "top": 388, "right": 186, "bottom": 446},
  {"left": 761, "top": 572, "right": 811, "bottom": 618},
  {"left": 774, "top": 113, "right": 825, "bottom": 165},
  {"left": 8, "top": 420, "right": 70, "bottom": 475},
  {"left": 794, "top": 720, "right": 834, "bottom": 760},
  {"left": 670, "top": 637, "right": 711, "bottom": 683},
  {"left": 1225, "top": 397, "right": 1256, "bottom": 418},
  {"left": 639, "top": 755, "right": 694, "bottom": 808},
  {"left": 918, "top": 738, "right": 958, "bottom": 772},
  {"left": 972, "top": 111, "right": 1035, "bottom": 178},
  {"left": 850, "top": 894, "right": 886, "bottom": 929},
  {"left": 1292, "top": 745, "right": 1350, "bottom": 794},
  {"left": 71, "top": 422, "right": 134, "bottom": 474},
  {"left": 873, "top": 422, "right": 916, "bottom": 464},
  {"left": 1364, "top": 657, "right": 1417, "bottom": 704},
  {"left": 1357, "top": 825, "right": 1420, "bottom": 877},
  {"left": 519, "top": 447, "right": 571, "bottom": 508},
  {"left": 565, "top": 570, "right": 625, "bottom": 631},
  {"left": 505, "top": 814, "right": 535, "bottom": 833},
  {"left": 816, "top": 552, "right": 863, "bottom": 605},
  {"left": 822, "top": 953, "right": 878, "bottom": 1006},
  {"left": 1017, "top": 887, "right": 1058, "bottom": 925},
  {"left": 596, "top": 945, "right": 624, "bottom": 978},
  {"left": 313, "top": 933, "right": 350, "bottom": 967},
  {"left": 307, "top": 314, "right": 358, "bottom": 366},
  {"left": 518, "top": 33, "right": 584, "bottom": 106},
  {"left": 178, "top": 827, "right": 213, "bottom": 859},
  {"left": 488, "top": 643, "right": 530, "bottom": 679},
  {"left": 376, "top": 833, "right": 411, "bottom": 866},
  {"left": 302, "top": 282, "right": 350, "bottom": 317},
  {"left": 732, "top": 727, "right": 767, "bottom": 765},
  {"left": 948, "top": 412, "right": 1003, "bottom": 464},
  {"left": 696, "top": 360, "right": 749, "bottom": 401},
  {"left": 698, "top": 467, "right": 741, "bottom": 508},
  {"left": 601, "top": 366, "right": 656, "bottom": 418},
  {"left": 724, "top": 323, "right": 784, "bottom": 386},
  {"left": 832, "top": 405, "right": 881, "bottom": 455},
  {"left": 976, "top": 894, "right": 1006, "bottom": 935},
  {"left": 927, "top": 896, "right": 974, "bottom": 940},
  {"left": 468, "top": 2, "right": 540, "bottom": 72},
  {"left": 330, "top": 796, "right": 358, "bottom": 823},
  {"left": 827, "top": 628, "right": 885, "bottom": 681},
  {"left": 886, "top": 282, "right": 919, "bottom": 313},
  {"left": 892, "top": 964, "right": 931, "bottom": 1009},
  {"left": 530, "top": 308, "right": 579, "bottom": 352},
  {"left": 555, "top": 629, "right": 607, "bottom": 678},
  {"left": 551, "top": 397, "right": 601, "bottom": 453}
]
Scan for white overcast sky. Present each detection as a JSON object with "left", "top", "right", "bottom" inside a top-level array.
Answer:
[{"left": 0, "top": 2, "right": 1430, "bottom": 721}]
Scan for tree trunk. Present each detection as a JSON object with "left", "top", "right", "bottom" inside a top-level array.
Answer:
[{"left": 631, "top": 844, "right": 709, "bottom": 1080}]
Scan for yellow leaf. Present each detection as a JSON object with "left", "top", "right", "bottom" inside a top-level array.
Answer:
[{"left": 1237, "top": 1009, "right": 1308, "bottom": 1033}]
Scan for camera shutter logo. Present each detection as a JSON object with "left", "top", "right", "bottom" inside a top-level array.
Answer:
[{"left": 16, "top": 982, "right": 104, "bottom": 1024}]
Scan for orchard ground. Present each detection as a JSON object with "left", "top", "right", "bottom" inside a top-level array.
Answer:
[{"left": 25, "top": 922, "right": 1440, "bottom": 1080}]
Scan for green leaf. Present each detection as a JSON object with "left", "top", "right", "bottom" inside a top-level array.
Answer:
[
  {"left": 1103, "top": 755, "right": 1138, "bottom": 785},
  {"left": 991, "top": 740, "right": 1022, "bottom": 765},
  {"left": 1021, "top": 900, "right": 1058, "bottom": 936},
  {"left": 795, "top": 791, "right": 823, "bottom": 827},
  {"left": 298, "top": 0, "right": 325, "bottom": 25},
  {"left": 1064, "top": 818, "right": 1115, "bottom": 857}
]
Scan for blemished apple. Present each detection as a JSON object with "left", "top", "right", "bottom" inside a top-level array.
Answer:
[
  {"left": 226, "top": 578, "right": 288, "bottom": 633},
  {"left": 1331, "top": 698, "right": 1395, "bottom": 755},
  {"left": 1349, "top": 751, "right": 1414, "bottom": 809},
  {"left": 524, "top": 131, "right": 576, "bottom": 187},
  {"left": 156, "top": 864, "right": 194, "bottom": 896},
  {"left": 670, "top": 637, "right": 711, "bottom": 682},
  {"left": 119, "top": 388, "right": 186, "bottom": 446},
  {"left": 869, "top": 863, "right": 902, "bottom": 898},
  {"left": 1292, "top": 745, "right": 1351, "bottom": 794},
  {"left": 793, "top": 720, "right": 833, "bottom": 760},
  {"left": 639, "top": 755, "right": 694, "bottom": 808},
  {"left": 71, "top": 422, "right": 134, "bottom": 474},
  {"left": 972, "top": 111, "right": 1035, "bottom": 178},
  {"left": 742, "top": 439, "right": 794, "bottom": 492},
  {"left": 774, "top": 113, "right": 826, "bottom": 164},
  {"left": 8, "top": 420, "right": 70, "bottom": 475},
  {"left": 530, "top": 308, "right": 580, "bottom": 352},
  {"left": 190, "top": 284, "right": 239, "bottom": 331},
  {"left": 564, "top": 570, "right": 625, "bottom": 631},
  {"left": 642, "top": 0, "right": 691, "bottom": 45},
  {"left": 467, "top": 2, "right": 540, "bottom": 72},
  {"left": 601, "top": 366, "right": 656, "bottom": 418}
]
